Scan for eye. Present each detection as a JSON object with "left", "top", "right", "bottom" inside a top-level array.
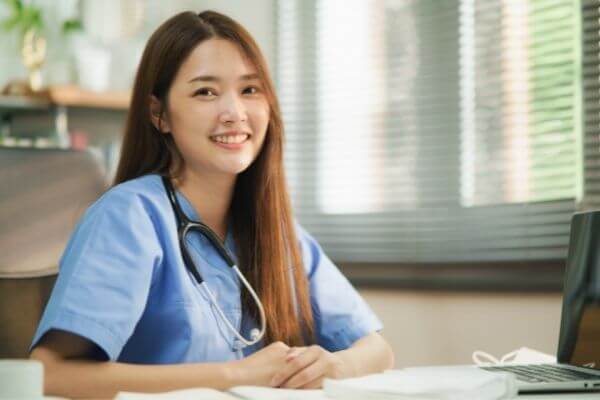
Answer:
[
  {"left": 243, "top": 86, "right": 261, "bottom": 95},
  {"left": 194, "top": 87, "right": 217, "bottom": 97}
]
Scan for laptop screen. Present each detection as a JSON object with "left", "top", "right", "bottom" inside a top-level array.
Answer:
[{"left": 557, "top": 211, "right": 600, "bottom": 370}]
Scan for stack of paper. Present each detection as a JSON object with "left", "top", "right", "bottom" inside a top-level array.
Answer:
[{"left": 323, "top": 367, "right": 518, "bottom": 400}]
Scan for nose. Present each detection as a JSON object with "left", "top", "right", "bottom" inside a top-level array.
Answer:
[{"left": 219, "top": 92, "right": 247, "bottom": 125}]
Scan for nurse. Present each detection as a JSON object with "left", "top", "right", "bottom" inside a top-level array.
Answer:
[{"left": 29, "top": 10, "right": 394, "bottom": 398}]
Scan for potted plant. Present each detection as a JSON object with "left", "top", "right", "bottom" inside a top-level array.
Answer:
[
  {"left": 1, "top": 0, "right": 82, "bottom": 95},
  {"left": 1, "top": 0, "right": 47, "bottom": 94}
]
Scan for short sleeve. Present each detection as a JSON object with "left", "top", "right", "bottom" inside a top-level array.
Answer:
[
  {"left": 30, "top": 188, "right": 163, "bottom": 360},
  {"left": 299, "top": 225, "right": 383, "bottom": 352}
]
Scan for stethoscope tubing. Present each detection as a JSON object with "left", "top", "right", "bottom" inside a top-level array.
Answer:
[{"left": 161, "top": 176, "right": 266, "bottom": 347}]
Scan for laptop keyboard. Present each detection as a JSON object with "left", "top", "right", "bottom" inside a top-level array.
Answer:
[{"left": 480, "top": 364, "right": 600, "bottom": 383}]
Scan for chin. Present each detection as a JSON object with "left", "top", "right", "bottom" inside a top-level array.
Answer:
[{"left": 219, "top": 161, "right": 254, "bottom": 175}]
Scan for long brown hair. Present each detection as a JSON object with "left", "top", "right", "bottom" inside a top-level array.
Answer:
[{"left": 114, "top": 11, "right": 314, "bottom": 346}]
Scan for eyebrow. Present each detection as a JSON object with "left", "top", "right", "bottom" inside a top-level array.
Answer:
[{"left": 187, "top": 73, "right": 260, "bottom": 83}]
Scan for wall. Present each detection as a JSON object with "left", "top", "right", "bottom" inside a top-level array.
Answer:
[
  {"left": 0, "top": 0, "right": 275, "bottom": 90},
  {"left": 360, "top": 289, "right": 562, "bottom": 367},
  {"left": 187, "top": 0, "right": 275, "bottom": 67}
]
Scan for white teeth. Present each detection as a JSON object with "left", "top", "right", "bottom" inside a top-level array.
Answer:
[{"left": 211, "top": 134, "right": 249, "bottom": 144}]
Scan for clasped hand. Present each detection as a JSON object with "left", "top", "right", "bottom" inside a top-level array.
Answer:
[
  {"left": 271, "top": 344, "right": 349, "bottom": 389},
  {"left": 237, "top": 341, "right": 351, "bottom": 389}
]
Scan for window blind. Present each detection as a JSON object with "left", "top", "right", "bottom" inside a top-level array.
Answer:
[
  {"left": 582, "top": 0, "right": 600, "bottom": 207},
  {"left": 276, "top": 0, "right": 581, "bottom": 267}
]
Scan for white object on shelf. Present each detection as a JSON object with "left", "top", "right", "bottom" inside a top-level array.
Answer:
[{"left": 73, "top": 38, "right": 111, "bottom": 92}]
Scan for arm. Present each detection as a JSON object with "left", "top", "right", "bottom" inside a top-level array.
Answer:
[
  {"left": 335, "top": 331, "right": 395, "bottom": 377},
  {"left": 31, "top": 331, "right": 291, "bottom": 399},
  {"left": 270, "top": 331, "right": 394, "bottom": 389}
]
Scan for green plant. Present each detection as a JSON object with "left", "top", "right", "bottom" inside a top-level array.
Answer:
[
  {"left": 1, "top": 0, "right": 44, "bottom": 36},
  {"left": 62, "top": 18, "right": 82, "bottom": 35},
  {"left": 2, "top": 0, "right": 82, "bottom": 35}
]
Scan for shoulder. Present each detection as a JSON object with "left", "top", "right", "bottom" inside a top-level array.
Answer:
[
  {"left": 88, "top": 174, "right": 166, "bottom": 220},
  {"left": 103, "top": 174, "right": 164, "bottom": 204},
  {"left": 69, "top": 174, "right": 172, "bottom": 243},
  {"left": 57, "top": 174, "right": 168, "bottom": 278}
]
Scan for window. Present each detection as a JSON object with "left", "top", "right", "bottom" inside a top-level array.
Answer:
[
  {"left": 277, "top": 0, "right": 582, "bottom": 277},
  {"left": 462, "top": 0, "right": 581, "bottom": 207}
]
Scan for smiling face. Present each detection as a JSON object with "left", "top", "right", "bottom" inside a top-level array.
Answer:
[{"left": 152, "top": 38, "right": 270, "bottom": 178}]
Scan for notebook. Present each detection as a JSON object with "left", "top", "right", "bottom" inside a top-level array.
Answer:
[
  {"left": 323, "top": 367, "right": 517, "bottom": 399},
  {"left": 471, "top": 211, "right": 600, "bottom": 393}
]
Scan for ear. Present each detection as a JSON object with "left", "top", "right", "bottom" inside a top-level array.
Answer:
[{"left": 149, "top": 95, "right": 171, "bottom": 133}]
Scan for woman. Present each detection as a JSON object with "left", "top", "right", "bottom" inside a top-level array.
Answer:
[{"left": 30, "top": 10, "right": 394, "bottom": 398}]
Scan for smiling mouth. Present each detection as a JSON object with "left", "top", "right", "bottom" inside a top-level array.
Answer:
[{"left": 210, "top": 134, "right": 250, "bottom": 144}]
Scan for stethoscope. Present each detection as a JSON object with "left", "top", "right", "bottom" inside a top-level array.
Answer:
[{"left": 161, "top": 176, "right": 266, "bottom": 348}]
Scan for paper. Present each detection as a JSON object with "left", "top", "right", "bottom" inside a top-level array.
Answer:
[
  {"left": 228, "top": 386, "right": 328, "bottom": 400},
  {"left": 115, "top": 388, "right": 237, "bottom": 400},
  {"left": 472, "top": 347, "right": 556, "bottom": 366},
  {"left": 323, "top": 367, "right": 518, "bottom": 400},
  {"left": 502, "top": 347, "right": 556, "bottom": 365}
]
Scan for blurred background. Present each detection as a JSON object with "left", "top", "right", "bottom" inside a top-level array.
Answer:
[{"left": 1, "top": 0, "right": 597, "bottom": 368}]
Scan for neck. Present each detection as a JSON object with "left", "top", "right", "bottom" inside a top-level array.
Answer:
[{"left": 175, "top": 167, "right": 236, "bottom": 241}]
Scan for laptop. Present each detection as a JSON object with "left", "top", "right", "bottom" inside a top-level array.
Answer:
[{"left": 480, "top": 211, "right": 600, "bottom": 393}]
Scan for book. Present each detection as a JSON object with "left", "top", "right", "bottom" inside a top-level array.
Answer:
[{"left": 323, "top": 367, "right": 517, "bottom": 400}]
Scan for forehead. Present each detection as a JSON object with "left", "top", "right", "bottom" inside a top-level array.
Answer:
[{"left": 176, "top": 38, "right": 257, "bottom": 81}]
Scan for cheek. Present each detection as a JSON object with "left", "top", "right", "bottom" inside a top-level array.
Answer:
[
  {"left": 169, "top": 104, "right": 213, "bottom": 140},
  {"left": 252, "top": 104, "right": 270, "bottom": 139}
]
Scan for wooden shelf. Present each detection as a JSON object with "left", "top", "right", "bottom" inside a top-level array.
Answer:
[
  {"left": 0, "top": 95, "right": 51, "bottom": 111},
  {"left": 0, "top": 86, "right": 131, "bottom": 111},
  {"left": 48, "top": 85, "right": 131, "bottom": 110}
]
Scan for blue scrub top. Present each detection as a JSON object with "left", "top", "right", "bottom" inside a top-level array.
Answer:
[{"left": 31, "top": 174, "right": 382, "bottom": 363}]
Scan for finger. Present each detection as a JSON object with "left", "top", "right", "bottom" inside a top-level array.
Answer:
[
  {"left": 281, "top": 357, "right": 327, "bottom": 389},
  {"left": 285, "top": 346, "right": 306, "bottom": 361},
  {"left": 271, "top": 348, "right": 318, "bottom": 387},
  {"left": 299, "top": 376, "right": 324, "bottom": 390},
  {"left": 265, "top": 341, "right": 290, "bottom": 356},
  {"left": 270, "top": 346, "right": 320, "bottom": 387}
]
